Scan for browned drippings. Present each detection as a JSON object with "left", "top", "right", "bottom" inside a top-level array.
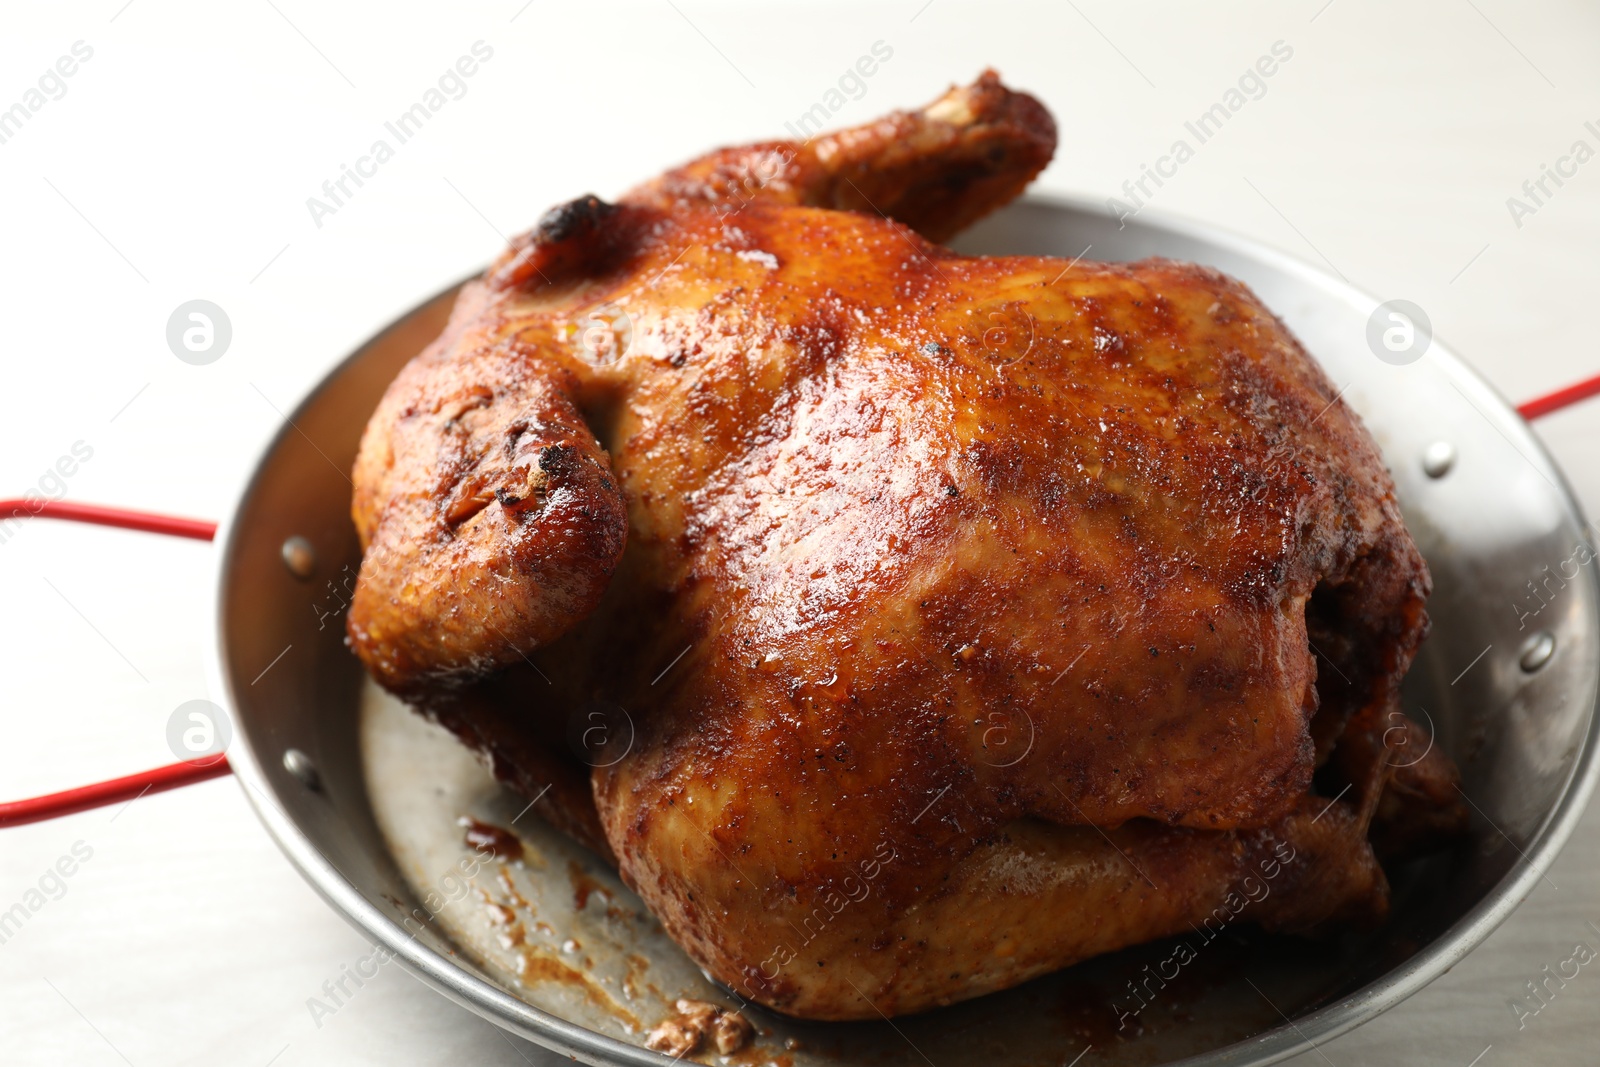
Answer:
[
  {"left": 516, "top": 952, "right": 642, "bottom": 1032},
  {"left": 620, "top": 953, "right": 652, "bottom": 1002},
  {"left": 1058, "top": 979, "right": 1133, "bottom": 1045},
  {"left": 569, "top": 859, "right": 613, "bottom": 910},
  {"left": 460, "top": 817, "right": 524, "bottom": 862},
  {"left": 645, "top": 998, "right": 753, "bottom": 1057},
  {"left": 497, "top": 865, "right": 535, "bottom": 908}
]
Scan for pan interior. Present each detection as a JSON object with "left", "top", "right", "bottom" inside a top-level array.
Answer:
[{"left": 217, "top": 198, "right": 1600, "bottom": 1067}]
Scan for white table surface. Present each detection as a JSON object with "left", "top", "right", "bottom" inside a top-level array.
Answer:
[{"left": 3, "top": 2, "right": 1599, "bottom": 1063}]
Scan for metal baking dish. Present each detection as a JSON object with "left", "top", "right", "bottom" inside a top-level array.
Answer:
[{"left": 199, "top": 196, "right": 1599, "bottom": 1066}]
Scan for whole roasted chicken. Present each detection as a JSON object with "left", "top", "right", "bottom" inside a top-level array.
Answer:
[{"left": 347, "top": 72, "right": 1465, "bottom": 1020}]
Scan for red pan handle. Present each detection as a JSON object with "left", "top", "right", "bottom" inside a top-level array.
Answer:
[
  {"left": 0, "top": 499, "right": 218, "bottom": 541},
  {"left": 1518, "top": 370, "right": 1600, "bottom": 421},
  {"left": 1, "top": 368, "right": 1596, "bottom": 828},
  {"left": 0, "top": 498, "right": 232, "bottom": 828}
]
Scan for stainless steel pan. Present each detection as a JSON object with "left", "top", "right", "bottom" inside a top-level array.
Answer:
[{"left": 179, "top": 195, "right": 1600, "bottom": 1066}]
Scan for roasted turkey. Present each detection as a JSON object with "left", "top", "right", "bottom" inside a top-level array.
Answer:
[{"left": 346, "top": 71, "right": 1466, "bottom": 1020}]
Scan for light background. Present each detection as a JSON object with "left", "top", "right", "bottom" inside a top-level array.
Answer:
[{"left": 2, "top": 1, "right": 1599, "bottom": 1064}]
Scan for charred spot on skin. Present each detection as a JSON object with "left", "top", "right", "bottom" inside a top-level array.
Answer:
[
  {"left": 538, "top": 442, "right": 577, "bottom": 479},
  {"left": 445, "top": 456, "right": 551, "bottom": 527},
  {"left": 535, "top": 194, "right": 619, "bottom": 244},
  {"left": 490, "top": 195, "right": 624, "bottom": 290}
]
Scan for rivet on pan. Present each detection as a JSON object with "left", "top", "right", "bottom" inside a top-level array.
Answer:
[
  {"left": 283, "top": 748, "right": 321, "bottom": 791},
  {"left": 281, "top": 536, "right": 317, "bottom": 580},
  {"left": 1520, "top": 632, "right": 1556, "bottom": 673},
  {"left": 1422, "top": 441, "right": 1456, "bottom": 479}
]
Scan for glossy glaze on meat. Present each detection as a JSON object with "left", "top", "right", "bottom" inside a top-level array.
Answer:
[{"left": 348, "top": 71, "right": 1463, "bottom": 1020}]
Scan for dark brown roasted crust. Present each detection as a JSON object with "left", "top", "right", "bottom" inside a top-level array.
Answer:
[
  {"left": 420, "top": 665, "right": 616, "bottom": 864},
  {"left": 347, "top": 71, "right": 1458, "bottom": 1021},
  {"left": 628, "top": 69, "right": 1057, "bottom": 244}
]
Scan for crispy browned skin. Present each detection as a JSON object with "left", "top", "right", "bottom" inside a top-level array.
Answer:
[
  {"left": 628, "top": 68, "right": 1055, "bottom": 244},
  {"left": 349, "top": 325, "right": 627, "bottom": 693},
  {"left": 349, "top": 72, "right": 1453, "bottom": 1019},
  {"left": 661, "top": 798, "right": 1390, "bottom": 1018}
]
